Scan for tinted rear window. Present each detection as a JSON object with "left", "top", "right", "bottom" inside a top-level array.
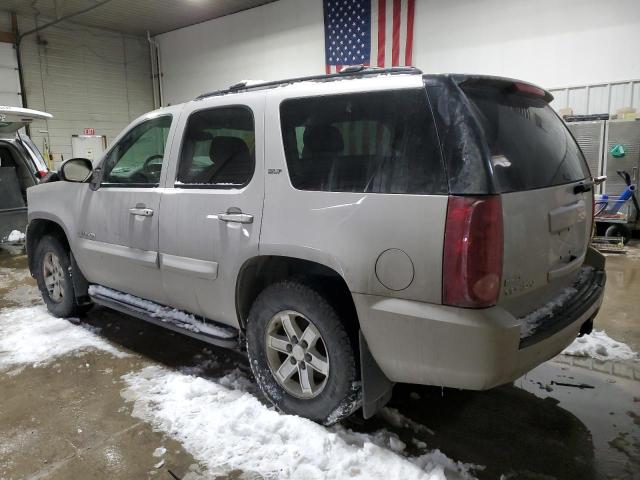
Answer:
[
  {"left": 463, "top": 86, "right": 589, "bottom": 192},
  {"left": 279, "top": 89, "right": 447, "bottom": 195}
]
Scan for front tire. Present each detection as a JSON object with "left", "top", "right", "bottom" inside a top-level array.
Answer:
[
  {"left": 246, "top": 281, "right": 360, "bottom": 424},
  {"left": 34, "top": 235, "right": 83, "bottom": 317}
]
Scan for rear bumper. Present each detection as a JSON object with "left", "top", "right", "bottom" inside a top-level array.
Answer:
[{"left": 354, "top": 248, "right": 606, "bottom": 390}]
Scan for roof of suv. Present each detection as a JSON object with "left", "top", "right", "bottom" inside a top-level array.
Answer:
[
  {"left": 193, "top": 66, "right": 553, "bottom": 104},
  {"left": 195, "top": 66, "right": 423, "bottom": 100}
]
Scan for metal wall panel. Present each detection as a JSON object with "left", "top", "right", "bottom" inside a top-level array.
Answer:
[
  {"left": 17, "top": 15, "right": 154, "bottom": 169},
  {"left": 550, "top": 80, "right": 640, "bottom": 116},
  {"left": 603, "top": 120, "right": 640, "bottom": 195},
  {"left": 567, "top": 121, "right": 605, "bottom": 179}
]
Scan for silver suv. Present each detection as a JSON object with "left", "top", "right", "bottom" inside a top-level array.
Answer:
[{"left": 26, "top": 68, "right": 606, "bottom": 424}]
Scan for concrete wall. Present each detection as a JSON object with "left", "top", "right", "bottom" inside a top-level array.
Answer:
[
  {"left": 157, "top": 0, "right": 640, "bottom": 105},
  {"left": 2, "top": 12, "right": 154, "bottom": 168}
]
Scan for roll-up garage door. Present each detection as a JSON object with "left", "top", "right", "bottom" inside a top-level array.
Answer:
[{"left": 0, "top": 43, "right": 21, "bottom": 107}]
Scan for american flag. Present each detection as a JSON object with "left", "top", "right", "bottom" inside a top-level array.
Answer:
[{"left": 323, "top": 0, "right": 416, "bottom": 74}]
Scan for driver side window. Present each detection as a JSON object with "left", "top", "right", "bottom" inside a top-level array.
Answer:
[{"left": 102, "top": 115, "right": 172, "bottom": 186}]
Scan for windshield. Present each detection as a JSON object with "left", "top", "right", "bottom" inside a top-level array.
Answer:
[{"left": 463, "top": 86, "right": 590, "bottom": 193}]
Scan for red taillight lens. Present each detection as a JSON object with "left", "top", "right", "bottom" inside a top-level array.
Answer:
[
  {"left": 37, "top": 169, "right": 48, "bottom": 178},
  {"left": 442, "top": 195, "right": 503, "bottom": 308}
]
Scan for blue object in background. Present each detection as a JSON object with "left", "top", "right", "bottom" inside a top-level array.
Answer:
[{"left": 610, "top": 185, "right": 636, "bottom": 213}]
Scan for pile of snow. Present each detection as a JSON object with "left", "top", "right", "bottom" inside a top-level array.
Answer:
[
  {"left": 88, "top": 285, "right": 236, "bottom": 339},
  {"left": 6, "top": 230, "right": 25, "bottom": 243},
  {"left": 0, "top": 306, "right": 127, "bottom": 369},
  {"left": 562, "top": 330, "right": 638, "bottom": 361},
  {"left": 121, "top": 366, "right": 478, "bottom": 480}
]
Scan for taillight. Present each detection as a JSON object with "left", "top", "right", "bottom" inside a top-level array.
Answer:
[
  {"left": 37, "top": 169, "right": 48, "bottom": 178},
  {"left": 442, "top": 195, "right": 503, "bottom": 308}
]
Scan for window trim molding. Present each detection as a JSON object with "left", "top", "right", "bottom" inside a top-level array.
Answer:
[
  {"left": 174, "top": 104, "right": 256, "bottom": 190},
  {"left": 99, "top": 183, "right": 160, "bottom": 189}
]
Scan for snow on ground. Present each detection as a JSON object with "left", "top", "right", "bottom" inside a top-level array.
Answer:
[
  {"left": 562, "top": 330, "right": 638, "bottom": 361},
  {"left": 121, "top": 366, "right": 479, "bottom": 480},
  {"left": 0, "top": 306, "right": 128, "bottom": 369},
  {"left": 0, "top": 303, "right": 478, "bottom": 479},
  {"left": 6, "top": 230, "right": 25, "bottom": 243}
]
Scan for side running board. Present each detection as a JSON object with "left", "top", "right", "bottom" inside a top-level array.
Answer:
[{"left": 89, "top": 285, "right": 240, "bottom": 349}]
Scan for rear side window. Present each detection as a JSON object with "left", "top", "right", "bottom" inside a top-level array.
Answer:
[
  {"left": 279, "top": 89, "right": 447, "bottom": 194},
  {"left": 463, "top": 86, "right": 589, "bottom": 192},
  {"left": 177, "top": 107, "right": 255, "bottom": 188}
]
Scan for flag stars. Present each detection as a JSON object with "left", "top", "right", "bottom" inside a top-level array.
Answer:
[{"left": 324, "top": 0, "right": 371, "bottom": 67}]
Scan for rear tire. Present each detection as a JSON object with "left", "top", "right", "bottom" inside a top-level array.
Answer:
[
  {"left": 246, "top": 281, "right": 360, "bottom": 424},
  {"left": 34, "top": 235, "right": 84, "bottom": 317}
]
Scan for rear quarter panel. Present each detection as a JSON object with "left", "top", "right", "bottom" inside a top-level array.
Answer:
[{"left": 262, "top": 78, "right": 447, "bottom": 303}]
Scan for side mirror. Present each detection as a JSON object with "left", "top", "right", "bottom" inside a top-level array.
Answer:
[{"left": 59, "top": 158, "right": 93, "bottom": 183}]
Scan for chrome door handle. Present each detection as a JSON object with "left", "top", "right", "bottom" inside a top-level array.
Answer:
[
  {"left": 217, "top": 213, "right": 253, "bottom": 224},
  {"left": 129, "top": 207, "right": 154, "bottom": 217}
]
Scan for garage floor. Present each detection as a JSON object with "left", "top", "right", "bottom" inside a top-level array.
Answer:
[{"left": 1, "top": 245, "right": 638, "bottom": 480}]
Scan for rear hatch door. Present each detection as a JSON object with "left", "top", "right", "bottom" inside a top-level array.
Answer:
[
  {"left": 0, "top": 106, "right": 52, "bottom": 140},
  {"left": 460, "top": 80, "right": 594, "bottom": 327}
]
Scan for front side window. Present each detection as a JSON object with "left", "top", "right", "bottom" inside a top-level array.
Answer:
[
  {"left": 102, "top": 115, "right": 172, "bottom": 186},
  {"left": 279, "top": 89, "right": 447, "bottom": 194},
  {"left": 177, "top": 107, "right": 255, "bottom": 188}
]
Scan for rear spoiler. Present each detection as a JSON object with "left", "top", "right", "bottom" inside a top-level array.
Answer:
[{"left": 453, "top": 74, "right": 554, "bottom": 103}]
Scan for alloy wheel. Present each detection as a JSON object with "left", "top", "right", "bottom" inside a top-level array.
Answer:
[{"left": 264, "top": 310, "right": 330, "bottom": 399}]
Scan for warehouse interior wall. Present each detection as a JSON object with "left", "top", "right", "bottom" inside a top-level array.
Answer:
[
  {"left": 156, "top": 0, "right": 640, "bottom": 105},
  {"left": 1, "top": 12, "right": 154, "bottom": 169}
]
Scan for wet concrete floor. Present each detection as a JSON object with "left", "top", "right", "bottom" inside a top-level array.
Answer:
[{"left": 0, "top": 244, "right": 639, "bottom": 479}]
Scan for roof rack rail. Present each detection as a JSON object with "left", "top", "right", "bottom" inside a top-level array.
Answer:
[{"left": 195, "top": 65, "right": 422, "bottom": 100}]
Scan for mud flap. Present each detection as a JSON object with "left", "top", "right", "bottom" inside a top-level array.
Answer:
[
  {"left": 70, "top": 252, "right": 91, "bottom": 306},
  {"left": 359, "top": 331, "right": 394, "bottom": 419}
]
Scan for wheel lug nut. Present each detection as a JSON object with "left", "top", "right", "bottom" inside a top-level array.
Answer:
[
  {"left": 286, "top": 344, "right": 292, "bottom": 352},
  {"left": 289, "top": 357, "right": 296, "bottom": 365},
  {"left": 301, "top": 340, "right": 308, "bottom": 348},
  {"left": 292, "top": 336, "right": 298, "bottom": 344},
  {"left": 300, "top": 362, "right": 306, "bottom": 369},
  {"left": 305, "top": 353, "right": 312, "bottom": 362}
]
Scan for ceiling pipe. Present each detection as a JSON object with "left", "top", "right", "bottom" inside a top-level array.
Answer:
[
  {"left": 16, "top": 0, "right": 114, "bottom": 45},
  {"left": 13, "top": 0, "right": 115, "bottom": 112}
]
